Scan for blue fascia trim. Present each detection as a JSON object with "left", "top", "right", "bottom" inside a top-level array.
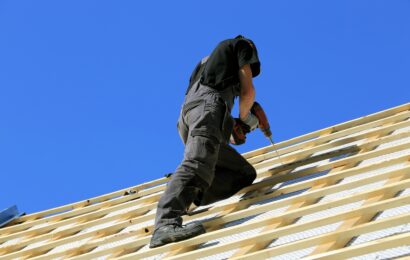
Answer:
[{"left": 0, "top": 205, "right": 23, "bottom": 228}]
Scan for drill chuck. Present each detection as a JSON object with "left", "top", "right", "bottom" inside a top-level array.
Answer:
[{"left": 262, "top": 127, "right": 273, "bottom": 139}]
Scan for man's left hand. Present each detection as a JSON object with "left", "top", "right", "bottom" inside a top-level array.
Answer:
[{"left": 230, "top": 118, "right": 250, "bottom": 145}]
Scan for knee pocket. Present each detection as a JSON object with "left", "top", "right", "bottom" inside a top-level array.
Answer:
[
  {"left": 191, "top": 126, "right": 221, "bottom": 155},
  {"left": 191, "top": 125, "right": 222, "bottom": 146},
  {"left": 186, "top": 134, "right": 219, "bottom": 163}
]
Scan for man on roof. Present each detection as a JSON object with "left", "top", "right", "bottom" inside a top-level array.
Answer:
[{"left": 150, "top": 35, "right": 262, "bottom": 248}]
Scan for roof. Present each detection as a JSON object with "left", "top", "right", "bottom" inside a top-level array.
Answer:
[{"left": 0, "top": 102, "right": 409, "bottom": 259}]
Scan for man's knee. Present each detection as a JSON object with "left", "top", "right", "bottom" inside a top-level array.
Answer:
[{"left": 242, "top": 164, "right": 257, "bottom": 185}]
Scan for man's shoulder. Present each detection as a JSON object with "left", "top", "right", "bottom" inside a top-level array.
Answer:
[
  {"left": 214, "top": 38, "right": 235, "bottom": 49},
  {"left": 211, "top": 38, "right": 248, "bottom": 56},
  {"left": 217, "top": 37, "right": 249, "bottom": 46}
]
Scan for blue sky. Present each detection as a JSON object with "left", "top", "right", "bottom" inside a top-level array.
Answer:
[{"left": 1, "top": 1, "right": 409, "bottom": 214}]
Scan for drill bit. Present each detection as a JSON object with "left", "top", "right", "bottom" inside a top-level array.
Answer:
[{"left": 268, "top": 136, "right": 284, "bottom": 166}]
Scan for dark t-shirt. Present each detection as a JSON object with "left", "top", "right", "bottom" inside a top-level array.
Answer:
[{"left": 199, "top": 38, "right": 261, "bottom": 90}]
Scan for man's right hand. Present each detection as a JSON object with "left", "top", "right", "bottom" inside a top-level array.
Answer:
[{"left": 240, "top": 112, "right": 259, "bottom": 131}]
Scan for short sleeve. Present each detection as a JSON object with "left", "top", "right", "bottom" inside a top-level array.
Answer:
[{"left": 236, "top": 39, "right": 261, "bottom": 77}]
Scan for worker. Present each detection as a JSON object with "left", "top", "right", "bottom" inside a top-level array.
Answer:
[{"left": 150, "top": 35, "right": 261, "bottom": 248}]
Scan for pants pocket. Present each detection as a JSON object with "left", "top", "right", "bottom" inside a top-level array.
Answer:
[{"left": 183, "top": 100, "right": 204, "bottom": 126}]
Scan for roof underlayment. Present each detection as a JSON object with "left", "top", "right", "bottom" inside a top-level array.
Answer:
[{"left": 0, "top": 102, "right": 409, "bottom": 260}]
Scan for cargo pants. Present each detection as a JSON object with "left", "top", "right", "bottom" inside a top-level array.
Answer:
[{"left": 154, "top": 81, "right": 257, "bottom": 229}]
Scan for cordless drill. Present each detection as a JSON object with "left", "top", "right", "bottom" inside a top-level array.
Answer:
[
  {"left": 231, "top": 101, "right": 273, "bottom": 145},
  {"left": 250, "top": 102, "right": 273, "bottom": 143},
  {"left": 251, "top": 102, "right": 283, "bottom": 164},
  {"left": 231, "top": 102, "right": 283, "bottom": 164}
]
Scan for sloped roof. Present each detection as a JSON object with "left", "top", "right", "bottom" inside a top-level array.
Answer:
[{"left": 0, "top": 103, "right": 409, "bottom": 259}]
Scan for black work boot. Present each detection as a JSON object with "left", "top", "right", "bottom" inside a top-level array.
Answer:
[{"left": 149, "top": 222, "right": 206, "bottom": 248}]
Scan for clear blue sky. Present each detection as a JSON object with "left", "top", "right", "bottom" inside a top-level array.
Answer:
[{"left": 1, "top": 1, "right": 409, "bottom": 214}]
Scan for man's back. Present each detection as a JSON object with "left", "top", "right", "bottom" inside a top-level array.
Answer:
[{"left": 200, "top": 37, "right": 260, "bottom": 90}]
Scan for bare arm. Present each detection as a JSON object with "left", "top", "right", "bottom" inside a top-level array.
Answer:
[{"left": 238, "top": 64, "right": 256, "bottom": 120}]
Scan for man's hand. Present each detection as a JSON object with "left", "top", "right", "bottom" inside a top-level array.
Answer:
[
  {"left": 241, "top": 112, "right": 259, "bottom": 131},
  {"left": 230, "top": 118, "right": 251, "bottom": 145}
]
